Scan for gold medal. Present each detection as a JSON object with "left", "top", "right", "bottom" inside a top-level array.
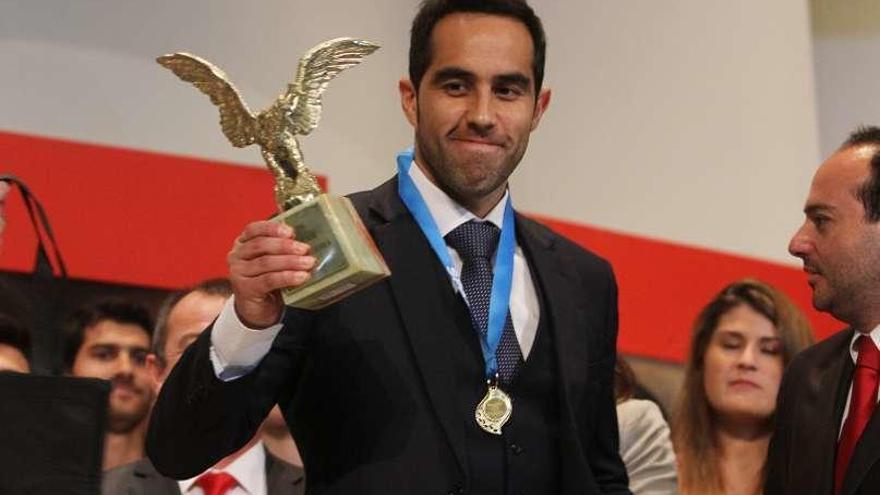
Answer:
[{"left": 475, "top": 383, "right": 512, "bottom": 435}]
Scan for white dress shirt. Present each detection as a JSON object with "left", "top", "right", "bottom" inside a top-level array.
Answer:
[
  {"left": 209, "top": 160, "right": 540, "bottom": 380},
  {"left": 179, "top": 440, "right": 267, "bottom": 495},
  {"left": 838, "top": 324, "right": 880, "bottom": 437}
]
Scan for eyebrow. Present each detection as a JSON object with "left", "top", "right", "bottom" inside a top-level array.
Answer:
[
  {"left": 88, "top": 343, "right": 149, "bottom": 352},
  {"left": 494, "top": 73, "right": 531, "bottom": 91},
  {"left": 804, "top": 203, "right": 835, "bottom": 216},
  {"left": 430, "top": 67, "right": 475, "bottom": 85},
  {"left": 716, "top": 330, "right": 780, "bottom": 342},
  {"left": 429, "top": 67, "right": 533, "bottom": 91}
]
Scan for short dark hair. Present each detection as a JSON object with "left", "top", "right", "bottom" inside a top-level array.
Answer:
[
  {"left": 61, "top": 298, "right": 154, "bottom": 372},
  {"left": 842, "top": 125, "right": 880, "bottom": 222},
  {"left": 409, "top": 0, "right": 547, "bottom": 95},
  {"left": 152, "top": 278, "right": 232, "bottom": 364},
  {"left": 0, "top": 313, "right": 31, "bottom": 362}
]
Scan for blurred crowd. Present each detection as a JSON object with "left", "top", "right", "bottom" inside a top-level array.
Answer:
[{"left": 0, "top": 224, "right": 818, "bottom": 495}]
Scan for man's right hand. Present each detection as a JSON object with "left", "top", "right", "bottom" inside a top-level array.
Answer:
[{"left": 228, "top": 221, "right": 316, "bottom": 329}]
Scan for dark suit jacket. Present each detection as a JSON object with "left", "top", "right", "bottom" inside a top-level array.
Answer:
[
  {"left": 147, "top": 177, "right": 629, "bottom": 494},
  {"left": 101, "top": 449, "right": 304, "bottom": 495},
  {"left": 765, "top": 328, "right": 880, "bottom": 495}
]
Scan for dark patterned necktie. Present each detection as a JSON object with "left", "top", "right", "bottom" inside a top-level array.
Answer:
[{"left": 445, "top": 220, "right": 522, "bottom": 385}]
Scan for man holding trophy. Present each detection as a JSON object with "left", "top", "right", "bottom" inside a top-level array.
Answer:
[{"left": 148, "top": 1, "right": 630, "bottom": 493}]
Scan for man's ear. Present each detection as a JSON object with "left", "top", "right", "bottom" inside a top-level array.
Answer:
[
  {"left": 399, "top": 78, "right": 418, "bottom": 127},
  {"left": 530, "top": 87, "right": 552, "bottom": 131},
  {"left": 145, "top": 354, "right": 165, "bottom": 395}
]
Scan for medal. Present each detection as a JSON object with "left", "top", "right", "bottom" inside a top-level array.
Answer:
[
  {"left": 398, "top": 149, "right": 518, "bottom": 436},
  {"left": 475, "top": 382, "right": 512, "bottom": 435}
]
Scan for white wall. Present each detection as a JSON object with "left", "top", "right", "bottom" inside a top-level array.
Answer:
[
  {"left": 812, "top": 0, "right": 880, "bottom": 157},
  {"left": 0, "top": 0, "right": 819, "bottom": 264}
]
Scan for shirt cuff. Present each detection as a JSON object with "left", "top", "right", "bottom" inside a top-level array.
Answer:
[{"left": 209, "top": 296, "right": 284, "bottom": 381}]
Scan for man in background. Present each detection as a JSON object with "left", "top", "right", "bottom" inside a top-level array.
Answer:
[
  {"left": 766, "top": 126, "right": 880, "bottom": 494},
  {"left": 103, "top": 279, "right": 304, "bottom": 494},
  {"left": 63, "top": 299, "right": 155, "bottom": 471}
]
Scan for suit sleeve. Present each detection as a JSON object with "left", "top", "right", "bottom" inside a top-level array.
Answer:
[
  {"left": 617, "top": 400, "right": 678, "bottom": 494},
  {"left": 145, "top": 309, "right": 315, "bottom": 479},
  {"left": 764, "top": 358, "right": 795, "bottom": 495},
  {"left": 587, "top": 262, "right": 633, "bottom": 494}
]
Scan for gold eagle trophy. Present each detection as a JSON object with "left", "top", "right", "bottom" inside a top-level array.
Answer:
[{"left": 157, "top": 38, "right": 390, "bottom": 309}]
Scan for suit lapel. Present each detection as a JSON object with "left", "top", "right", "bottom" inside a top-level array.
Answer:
[
  {"left": 264, "top": 449, "right": 305, "bottom": 494},
  {"left": 843, "top": 409, "right": 880, "bottom": 495},
  {"left": 839, "top": 329, "right": 880, "bottom": 495},
  {"left": 790, "top": 330, "right": 854, "bottom": 495},
  {"left": 366, "top": 178, "right": 468, "bottom": 476},
  {"left": 131, "top": 458, "right": 182, "bottom": 495},
  {"left": 516, "top": 215, "right": 590, "bottom": 416},
  {"left": 515, "top": 215, "right": 593, "bottom": 493}
]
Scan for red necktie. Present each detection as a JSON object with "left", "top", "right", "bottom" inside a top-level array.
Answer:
[
  {"left": 835, "top": 335, "right": 880, "bottom": 494},
  {"left": 195, "top": 471, "right": 238, "bottom": 495}
]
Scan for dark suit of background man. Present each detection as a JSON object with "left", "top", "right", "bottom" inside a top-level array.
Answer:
[
  {"left": 766, "top": 126, "right": 880, "bottom": 495},
  {"left": 104, "top": 280, "right": 304, "bottom": 494},
  {"left": 147, "top": 1, "right": 631, "bottom": 493}
]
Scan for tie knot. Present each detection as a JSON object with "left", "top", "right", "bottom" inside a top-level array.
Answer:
[
  {"left": 445, "top": 221, "right": 501, "bottom": 261},
  {"left": 856, "top": 335, "right": 880, "bottom": 372},
  {"left": 195, "top": 471, "right": 238, "bottom": 495}
]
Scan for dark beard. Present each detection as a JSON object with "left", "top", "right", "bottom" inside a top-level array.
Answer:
[{"left": 107, "top": 403, "right": 150, "bottom": 434}]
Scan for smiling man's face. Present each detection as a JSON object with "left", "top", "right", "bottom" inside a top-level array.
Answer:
[{"left": 399, "top": 12, "right": 550, "bottom": 217}]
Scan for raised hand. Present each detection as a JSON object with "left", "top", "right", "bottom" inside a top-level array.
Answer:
[{"left": 228, "top": 221, "right": 315, "bottom": 328}]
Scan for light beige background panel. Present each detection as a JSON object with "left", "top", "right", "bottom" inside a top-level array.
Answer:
[
  {"left": 517, "top": 0, "right": 819, "bottom": 265},
  {"left": 1, "top": 1, "right": 819, "bottom": 264},
  {"left": 812, "top": 0, "right": 880, "bottom": 158},
  {"left": 0, "top": 0, "right": 414, "bottom": 192}
]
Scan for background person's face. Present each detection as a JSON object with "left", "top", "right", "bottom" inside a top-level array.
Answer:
[
  {"left": 789, "top": 145, "right": 880, "bottom": 326},
  {"left": 160, "top": 291, "right": 226, "bottom": 379},
  {"left": 72, "top": 319, "right": 153, "bottom": 433},
  {"left": 702, "top": 304, "right": 784, "bottom": 425},
  {"left": 0, "top": 343, "right": 28, "bottom": 373}
]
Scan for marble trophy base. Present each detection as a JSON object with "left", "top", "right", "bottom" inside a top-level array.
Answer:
[{"left": 272, "top": 194, "right": 390, "bottom": 309}]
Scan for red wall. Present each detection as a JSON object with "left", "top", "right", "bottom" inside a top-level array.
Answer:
[{"left": 0, "top": 130, "right": 840, "bottom": 362}]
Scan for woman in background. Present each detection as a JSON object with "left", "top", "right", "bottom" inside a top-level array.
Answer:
[{"left": 673, "top": 279, "right": 813, "bottom": 495}]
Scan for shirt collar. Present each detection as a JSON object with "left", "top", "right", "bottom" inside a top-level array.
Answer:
[
  {"left": 848, "top": 325, "right": 880, "bottom": 364},
  {"left": 180, "top": 441, "right": 266, "bottom": 494},
  {"left": 408, "top": 159, "right": 509, "bottom": 236}
]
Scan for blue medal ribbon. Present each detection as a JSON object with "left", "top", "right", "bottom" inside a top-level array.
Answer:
[{"left": 396, "top": 148, "right": 516, "bottom": 379}]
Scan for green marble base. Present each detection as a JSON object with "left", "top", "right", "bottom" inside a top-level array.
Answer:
[{"left": 271, "top": 194, "right": 389, "bottom": 310}]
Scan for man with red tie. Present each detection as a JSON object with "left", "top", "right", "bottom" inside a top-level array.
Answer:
[
  {"left": 102, "top": 280, "right": 304, "bottom": 494},
  {"left": 766, "top": 126, "right": 880, "bottom": 495}
]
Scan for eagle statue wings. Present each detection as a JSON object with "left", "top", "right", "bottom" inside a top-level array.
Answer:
[{"left": 157, "top": 38, "right": 380, "bottom": 211}]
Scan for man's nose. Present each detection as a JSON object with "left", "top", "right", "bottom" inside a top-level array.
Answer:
[
  {"left": 466, "top": 89, "right": 495, "bottom": 134},
  {"left": 115, "top": 352, "right": 136, "bottom": 376},
  {"left": 788, "top": 223, "right": 810, "bottom": 258}
]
